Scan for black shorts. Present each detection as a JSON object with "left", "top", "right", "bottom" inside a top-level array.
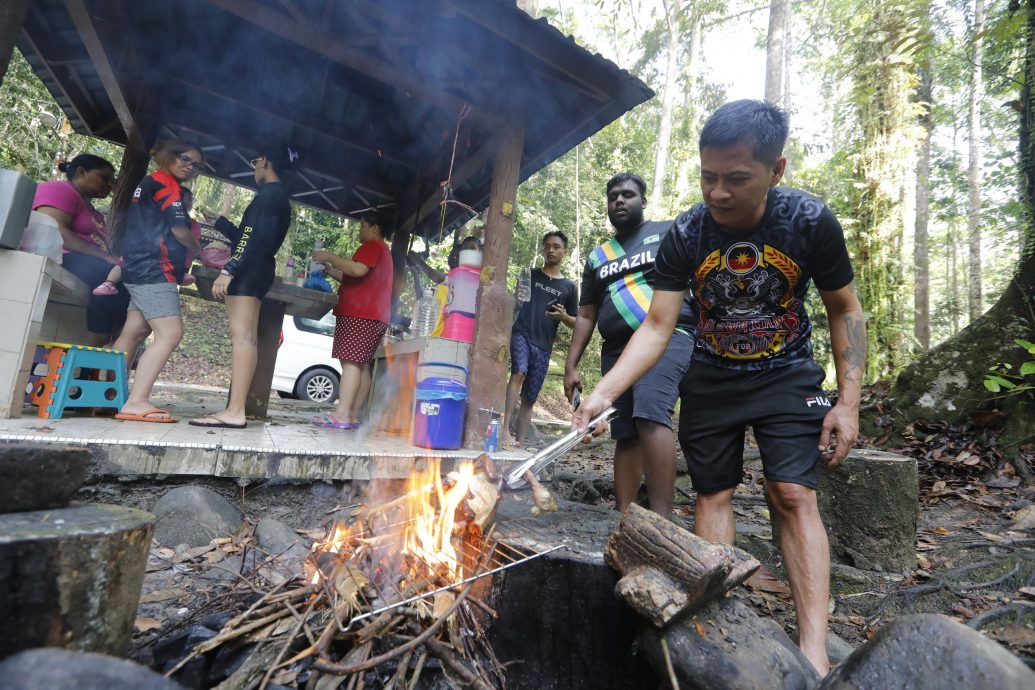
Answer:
[
  {"left": 227, "top": 266, "right": 275, "bottom": 299},
  {"left": 61, "top": 251, "right": 130, "bottom": 336},
  {"left": 601, "top": 329, "right": 693, "bottom": 441},
  {"left": 678, "top": 360, "right": 830, "bottom": 493}
]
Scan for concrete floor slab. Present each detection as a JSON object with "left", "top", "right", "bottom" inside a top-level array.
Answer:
[{"left": 0, "top": 383, "right": 531, "bottom": 482}]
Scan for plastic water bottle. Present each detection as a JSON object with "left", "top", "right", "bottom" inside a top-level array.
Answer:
[
  {"left": 414, "top": 287, "right": 437, "bottom": 337},
  {"left": 484, "top": 417, "right": 500, "bottom": 452},
  {"left": 517, "top": 267, "right": 532, "bottom": 303},
  {"left": 310, "top": 240, "right": 324, "bottom": 273}
]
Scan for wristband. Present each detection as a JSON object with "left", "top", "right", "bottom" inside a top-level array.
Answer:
[{"left": 220, "top": 269, "right": 231, "bottom": 277}]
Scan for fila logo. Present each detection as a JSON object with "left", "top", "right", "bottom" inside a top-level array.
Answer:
[{"left": 805, "top": 396, "right": 832, "bottom": 408}]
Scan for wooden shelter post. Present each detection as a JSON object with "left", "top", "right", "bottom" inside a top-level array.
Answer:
[
  {"left": 0, "top": 0, "right": 29, "bottom": 87},
  {"left": 463, "top": 122, "right": 525, "bottom": 449}
]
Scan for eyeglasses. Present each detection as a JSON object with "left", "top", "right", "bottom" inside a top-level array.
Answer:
[
  {"left": 249, "top": 156, "right": 265, "bottom": 169},
  {"left": 177, "top": 153, "right": 203, "bottom": 169}
]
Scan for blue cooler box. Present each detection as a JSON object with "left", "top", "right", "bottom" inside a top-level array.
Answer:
[{"left": 412, "top": 363, "right": 467, "bottom": 450}]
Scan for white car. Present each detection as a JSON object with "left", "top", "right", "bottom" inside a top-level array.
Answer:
[{"left": 272, "top": 313, "right": 341, "bottom": 403}]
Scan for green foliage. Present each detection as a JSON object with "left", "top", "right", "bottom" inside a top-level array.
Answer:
[
  {"left": 983, "top": 337, "right": 1035, "bottom": 396},
  {"left": 0, "top": 50, "right": 121, "bottom": 183}
]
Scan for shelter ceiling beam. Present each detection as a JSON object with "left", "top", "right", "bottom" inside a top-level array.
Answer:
[
  {"left": 442, "top": 0, "right": 612, "bottom": 103},
  {"left": 63, "top": 0, "right": 144, "bottom": 149},
  {"left": 168, "top": 75, "right": 417, "bottom": 171},
  {"left": 206, "top": 0, "right": 505, "bottom": 129}
]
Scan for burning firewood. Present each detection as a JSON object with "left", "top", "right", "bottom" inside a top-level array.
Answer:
[
  {"left": 166, "top": 457, "right": 506, "bottom": 690},
  {"left": 524, "top": 470, "right": 558, "bottom": 515}
]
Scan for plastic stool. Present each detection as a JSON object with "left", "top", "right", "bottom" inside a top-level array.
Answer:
[
  {"left": 29, "top": 342, "right": 128, "bottom": 419},
  {"left": 23, "top": 344, "right": 49, "bottom": 405}
]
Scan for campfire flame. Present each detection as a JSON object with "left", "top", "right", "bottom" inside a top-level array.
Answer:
[
  {"left": 309, "top": 458, "right": 485, "bottom": 589},
  {"left": 404, "top": 458, "right": 473, "bottom": 580}
]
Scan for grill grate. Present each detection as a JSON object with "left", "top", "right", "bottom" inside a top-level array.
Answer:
[{"left": 318, "top": 518, "right": 565, "bottom": 632}]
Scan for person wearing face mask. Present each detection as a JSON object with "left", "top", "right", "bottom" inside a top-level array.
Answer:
[
  {"left": 189, "top": 147, "right": 296, "bottom": 429},
  {"left": 32, "top": 153, "right": 129, "bottom": 345},
  {"left": 111, "top": 139, "right": 204, "bottom": 423}
]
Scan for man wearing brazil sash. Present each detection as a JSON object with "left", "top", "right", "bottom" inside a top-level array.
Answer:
[{"left": 564, "top": 172, "right": 696, "bottom": 516}]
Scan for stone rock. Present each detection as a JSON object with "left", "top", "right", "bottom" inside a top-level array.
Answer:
[
  {"left": 0, "top": 445, "right": 90, "bottom": 513},
  {"left": 638, "top": 597, "right": 821, "bottom": 690},
  {"left": 254, "top": 518, "right": 310, "bottom": 584},
  {"left": 0, "top": 648, "right": 185, "bottom": 689},
  {"left": 820, "top": 614, "right": 1035, "bottom": 689},
  {"left": 152, "top": 486, "right": 243, "bottom": 547}
]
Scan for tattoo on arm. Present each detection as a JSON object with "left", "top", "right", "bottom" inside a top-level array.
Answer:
[{"left": 840, "top": 312, "right": 866, "bottom": 381}]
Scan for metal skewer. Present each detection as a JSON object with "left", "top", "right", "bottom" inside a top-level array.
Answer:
[{"left": 504, "top": 406, "right": 617, "bottom": 490}]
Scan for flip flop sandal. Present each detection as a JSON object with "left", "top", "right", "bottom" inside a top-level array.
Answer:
[
  {"left": 114, "top": 408, "right": 176, "bottom": 423},
  {"left": 189, "top": 416, "right": 247, "bottom": 429},
  {"left": 311, "top": 415, "right": 358, "bottom": 429},
  {"left": 92, "top": 281, "right": 119, "bottom": 296}
]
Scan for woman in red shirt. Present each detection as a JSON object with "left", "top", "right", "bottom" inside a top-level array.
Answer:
[{"left": 311, "top": 211, "right": 394, "bottom": 428}]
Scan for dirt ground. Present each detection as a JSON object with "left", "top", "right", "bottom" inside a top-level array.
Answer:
[{"left": 113, "top": 413, "right": 1035, "bottom": 677}]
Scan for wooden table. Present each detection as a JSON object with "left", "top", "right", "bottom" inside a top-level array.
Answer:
[{"left": 186, "top": 266, "right": 337, "bottom": 418}]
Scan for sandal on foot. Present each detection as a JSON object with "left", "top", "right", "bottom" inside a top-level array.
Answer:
[
  {"left": 312, "top": 415, "right": 358, "bottom": 429},
  {"left": 92, "top": 281, "right": 119, "bottom": 296}
]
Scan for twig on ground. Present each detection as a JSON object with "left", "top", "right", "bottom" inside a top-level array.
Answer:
[
  {"left": 660, "top": 638, "right": 681, "bottom": 690},
  {"left": 425, "top": 637, "right": 494, "bottom": 690}
]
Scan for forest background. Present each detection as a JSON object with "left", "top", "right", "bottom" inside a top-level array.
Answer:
[{"left": 0, "top": 0, "right": 1029, "bottom": 398}]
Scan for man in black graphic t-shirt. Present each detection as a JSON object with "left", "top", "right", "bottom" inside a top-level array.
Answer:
[
  {"left": 574, "top": 101, "right": 866, "bottom": 676},
  {"left": 503, "top": 232, "right": 578, "bottom": 447},
  {"left": 565, "top": 172, "right": 696, "bottom": 516}
]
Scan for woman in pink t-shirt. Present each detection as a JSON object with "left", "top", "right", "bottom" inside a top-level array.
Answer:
[{"left": 32, "top": 154, "right": 129, "bottom": 344}]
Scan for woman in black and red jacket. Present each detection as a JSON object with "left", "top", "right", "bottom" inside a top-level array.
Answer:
[
  {"left": 189, "top": 146, "right": 295, "bottom": 429},
  {"left": 112, "top": 138, "right": 204, "bottom": 423}
]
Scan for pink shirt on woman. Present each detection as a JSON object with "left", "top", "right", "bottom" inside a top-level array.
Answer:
[{"left": 32, "top": 179, "right": 110, "bottom": 254}]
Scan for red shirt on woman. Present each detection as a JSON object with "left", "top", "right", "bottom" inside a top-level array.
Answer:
[{"left": 333, "top": 240, "right": 393, "bottom": 322}]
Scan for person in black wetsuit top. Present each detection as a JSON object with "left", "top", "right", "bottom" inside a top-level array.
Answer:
[{"left": 189, "top": 146, "right": 296, "bottom": 429}]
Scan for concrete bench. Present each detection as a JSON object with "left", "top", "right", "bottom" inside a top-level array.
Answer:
[{"left": 0, "top": 249, "right": 94, "bottom": 418}]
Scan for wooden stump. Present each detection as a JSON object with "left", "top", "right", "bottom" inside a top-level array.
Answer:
[
  {"left": 0, "top": 445, "right": 90, "bottom": 513},
  {"left": 0, "top": 503, "right": 155, "bottom": 656},
  {"left": 605, "top": 504, "right": 759, "bottom": 626},
  {"left": 767, "top": 449, "right": 918, "bottom": 572}
]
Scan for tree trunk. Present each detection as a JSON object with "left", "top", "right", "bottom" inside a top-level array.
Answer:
[
  {"left": 914, "top": 68, "right": 933, "bottom": 352},
  {"left": 765, "top": 0, "right": 789, "bottom": 104},
  {"left": 463, "top": 123, "right": 525, "bottom": 449},
  {"left": 967, "top": 0, "right": 985, "bottom": 322},
  {"left": 849, "top": 2, "right": 916, "bottom": 379},
  {"left": 652, "top": 0, "right": 680, "bottom": 204},
  {"left": 108, "top": 127, "right": 151, "bottom": 252},
  {"left": 0, "top": 0, "right": 28, "bottom": 88}
]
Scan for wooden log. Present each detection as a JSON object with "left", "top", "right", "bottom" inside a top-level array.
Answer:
[
  {"left": 766, "top": 449, "right": 918, "bottom": 572},
  {"left": 605, "top": 504, "right": 759, "bottom": 626},
  {"left": 0, "top": 503, "right": 155, "bottom": 656},
  {"left": 0, "top": 445, "right": 90, "bottom": 513}
]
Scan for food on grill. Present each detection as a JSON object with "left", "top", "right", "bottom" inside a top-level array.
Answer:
[{"left": 524, "top": 470, "right": 558, "bottom": 515}]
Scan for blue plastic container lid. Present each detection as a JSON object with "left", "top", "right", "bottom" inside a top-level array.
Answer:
[{"left": 415, "top": 376, "right": 467, "bottom": 396}]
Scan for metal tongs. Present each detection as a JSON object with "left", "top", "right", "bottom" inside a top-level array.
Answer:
[{"left": 504, "top": 407, "right": 618, "bottom": 490}]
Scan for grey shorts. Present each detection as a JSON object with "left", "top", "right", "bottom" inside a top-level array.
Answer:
[
  {"left": 125, "top": 282, "right": 181, "bottom": 320},
  {"left": 601, "top": 329, "right": 694, "bottom": 441}
]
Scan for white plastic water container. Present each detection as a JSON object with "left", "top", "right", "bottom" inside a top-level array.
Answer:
[
  {"left": 0, "top": 169, "right": 36, "bottom": 250},
  {"left": 446, "top": 266, "right": 480, "bottom": 314},
  {"left": 19, "top": 211, "right": 64, "bottom": 263}
]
